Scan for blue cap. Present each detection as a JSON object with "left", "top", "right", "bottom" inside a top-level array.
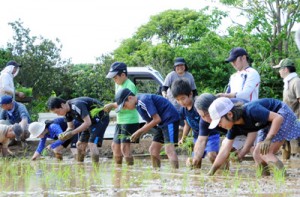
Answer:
[
  {"left": 0, "top": 95, "right": 13, "bottom": 105},
  {"left": 225, "top": 47, "right": 248, "bottom": 63},
  {"left": 106, "top": 62, "right": 127, "bottom": 78},
  {"left": 115, "top": 88, "right": 134, "bottom": 113},
  {"left": 6, "top": 60, "right": 22, "bottom": 67}
]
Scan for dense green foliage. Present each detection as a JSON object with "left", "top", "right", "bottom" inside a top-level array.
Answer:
[{"left": 1, "top": 2, "right": 300, "bottom": 120}]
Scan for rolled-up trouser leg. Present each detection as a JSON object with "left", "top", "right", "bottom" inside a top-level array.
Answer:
[
  {"left": 125, "top": 157, "right": 134, "bottom": 166},
  {"left": 151, "top": 155, "right": 161, "bottom": 168}
]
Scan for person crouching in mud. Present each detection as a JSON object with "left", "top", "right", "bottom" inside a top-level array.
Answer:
[{"left": 207, "top": 97, "right": 300, "bottom": 176}]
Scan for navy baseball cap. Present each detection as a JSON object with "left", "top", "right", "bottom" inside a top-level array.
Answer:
[
  {"left": 115, "top": 88, "right": 134, "bottom": 113},
  {"left": 225, "top": 47, "right": 248, "bottom": 63},
  {"left": 106, "top": 62, "right": 127, "bottom": 78},
  {"left": 174, "top": 57, "right": 186, "bottom": 66},
  {"left": 0, "top": 95, "right": 13, "bottom": 105},
  {"left": 6, "top": 60, "right": 22, "bottom": 67}
]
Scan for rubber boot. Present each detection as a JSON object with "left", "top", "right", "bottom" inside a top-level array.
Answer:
[
  {"left": 257, "top": 163, "right": 270, "bottom": 176},
  {"left": 91, "top": 154, "right": 99, "bottom": 163},
  {"left": 170, "top": 160, "right": 179, "bottom": 169},
  {"left": 282, "top": 141, "right": 291, "bottom": 160},
  {"left": 114, "top": 156, "right": 123, "bottom": 165},
  {"left": 55, "top": 153, "right": 63, "bottom": 161},
  {"left": 151, "top": 155, "right": 161, "bottom": 168},
  {"left": 125, "top": 157, "right": 134, "bottom": 166},
  {"left": 77, "top": 150, "right": 85, "bottom": 162}
]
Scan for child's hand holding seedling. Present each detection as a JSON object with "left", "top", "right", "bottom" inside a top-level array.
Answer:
[{"left": 58, "top": 130, "right": 74, "bottom": 141}]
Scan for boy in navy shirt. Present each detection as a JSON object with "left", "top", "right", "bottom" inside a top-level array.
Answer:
[
  {"left": 170, "top": 79, "right": 220, "bottom": 168},
  {"left": 115, "top": 88, "right": 180, "bottom": 169}
]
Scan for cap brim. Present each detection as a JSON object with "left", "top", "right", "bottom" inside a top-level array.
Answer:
[
  {"left": 208, "top": 118, "right": 221, "bottom": 129},
  {"left": 174, "top": 62, "right": 185, "bottom": 66},
  {"left": 225, "top": 56, "right": 237, "bottom": 63},
  {"left": 272, "top": 65, "right": 281, "bottom": 69},
  {"left": 115, "top": 101, "right": 125, "bottom": 113},
  {"left": 106, "top": 71, "right": 118, "bottom": 78}
]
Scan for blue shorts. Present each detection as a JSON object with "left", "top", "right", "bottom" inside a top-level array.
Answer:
[
  {"left": 153, "top": 121, "right": 179, "bottom": 144},
  {"left": 202, "top": 134, "right": 220, "bottom": 158}
]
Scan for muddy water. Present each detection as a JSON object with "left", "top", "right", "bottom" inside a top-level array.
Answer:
[{"left": 1, "top": 156, "right": 300, "bottom": 196}]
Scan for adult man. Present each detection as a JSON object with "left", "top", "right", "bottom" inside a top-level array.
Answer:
[
  {"left": 47, "top": 97, "right": 109, "bottom": 163},
  {"left": 0, "top": 60, "right": 25, "bottom": 98},
  {"left": 217, "top": 47, "right": 261, "bottom": 154},
  {"left": 0, "top": 95, "right": 30, "bottom": 144},
  {"left": 273, "top": 58, "right": 300, "bottom": 156}
]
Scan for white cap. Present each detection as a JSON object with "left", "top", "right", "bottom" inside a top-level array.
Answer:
[
  {"left": 208, "top": 97, "right": 234, "bottom": 129},
  {"left": 28, "top": 122, "right": 46, "bottom": 138}
]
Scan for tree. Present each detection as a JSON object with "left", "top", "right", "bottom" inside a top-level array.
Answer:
[{"left": 219, "top": 0, "right": 300, "bottom": 62}]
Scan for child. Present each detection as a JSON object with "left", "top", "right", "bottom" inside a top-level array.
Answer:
[
  {"left": 115, "top": 88, "right": 180, "bottom": 169},
  {"left": 207, "top": 97, "right": 300, "bottom": 176},
  {"left": 104, "top": 62, "right": 140, "bottom": 166},
  {"left": 170, "top": 79, "right": 219, "bottom": 168},
  {"left": 29, "top": 118, "right": 81, "bottom": 160},
  {"left": 47, "top": 97, "right": 109, "bottom": 163},
  {"left": 0, "top": 123, "right": 22, "bottom": 157}
]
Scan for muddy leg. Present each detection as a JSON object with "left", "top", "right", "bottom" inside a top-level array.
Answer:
[
  {"left": 281, "top": 141, "right": 291, "bottom": 160},
  {"left": 151, "top": 155, "right": 161, "bottom": 168},
  {"left": 114, "top": 156, "right": 123, "bottom": 165},
  {"left": 76, "top": 142, "right": 87, "bottom": 162},
  {"left": 125, "top": 157, "right": 134, "bottom": 166},
  {"left": 91, "top": 154, "right": 99, "bottom": 163},
  {"left": 54, "top": 153, "right": 63, "bottom": 161},
  {"left": 257, "top": 162, "right": 270, "bottom": 176}
]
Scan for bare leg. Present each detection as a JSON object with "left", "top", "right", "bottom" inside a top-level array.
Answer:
[
  {"left": 149, "top": 141, "right": 163, "bottom": 168},
  {"left": 53, "top": 145, "right": 64, "bottom": 161},
  {"left": 112, "top": 142, "right": 123, "bottom": 165},
  {"left": 121, "top": 142, "right": 134, "bottom": 165},
  {"left": 89, "top": 142, "right": 100, "bottom": 163},
  {"left": 165, "top": 143, "right": 179, "bottom": 169},
  {"left": 76, "top": 141, "right": 88, "bottom": 162}
]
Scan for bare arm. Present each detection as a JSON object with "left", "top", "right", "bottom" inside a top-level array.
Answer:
[
  {"left": 208, "top": 138, "right": 234, "bottom": 176},
  {"left": 193, "top": 135, "right": 208, "bottom": 165},
  {"left": 130, "top": 113, "right": 161, "bottom": 142},
  {"left": 70, "top": 115, "right": 92, "bottom": 135},
  {"left": 265, "top": 112, "right": 283, "bottom": 140},
  {"left": 237, "top": 132, "right": 257, "bottom": 160},
  {"left": 179, "top": 120, "right": 191, "bottom": 144}
]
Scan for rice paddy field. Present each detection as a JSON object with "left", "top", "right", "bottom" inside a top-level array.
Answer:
[{"left": 1, "top": 155, "right": 300, "bottom": 196}]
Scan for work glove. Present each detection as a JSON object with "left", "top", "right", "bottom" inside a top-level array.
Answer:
[
  {"left": 260, "top": 138, "right": 272, "bottom": 155},
  {"left": 58, "top": 130, "right": 74, "bottom": 141}
]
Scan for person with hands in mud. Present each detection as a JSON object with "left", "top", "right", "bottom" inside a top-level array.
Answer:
[
  {"left": 104, "top": 62, "right": 139, "bottom": 166},
  {"left": 0, "top": 123, "right": 22, "bottom": 157},
  {"left": 28, "top": 118, "right": 81, "bottom": 161},
  {"left": 47, "top": 97, "right": 109, "bottom": 163},
  {"left": 115, "top": 88, "right": 180, "bottom": 169},
  {"left": 207, "top": 97, "right": 300, "bottom": 176}
]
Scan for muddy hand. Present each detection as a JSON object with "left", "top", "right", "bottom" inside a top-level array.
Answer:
[
  {"left": 130, "top": 132, "right": 141, "bottom": 142},
  {"left": 103, "top": 103, "right": 114, "bottom": 112},
  {"left": 58, "top": 130, "right": 74, "bottom": 141},
  {"left": 260, "top": 139, "right": 271, "bottom": 155}
]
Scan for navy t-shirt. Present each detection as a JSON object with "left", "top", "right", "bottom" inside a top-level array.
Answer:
[
  {"left": 65, "top": 97, "right": 104, "bottom": 123},
  {"left": 227, "top": 98, "right": 282, "bottom": 140},
  {"left": 137, "top": 94, "right": 180, "bottom": 126},
  {"left": 180, "top": 105, "right": 200, "bottom": 138}
]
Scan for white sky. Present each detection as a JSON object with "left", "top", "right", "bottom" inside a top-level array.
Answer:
[
  {"left": 0, "top": 0, "right": 244, "bottom": 64},
  {"left": 0, "top": 0, "right": 232, "bottom": 63}
]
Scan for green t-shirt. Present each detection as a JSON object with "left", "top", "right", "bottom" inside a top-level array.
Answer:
[{"left": 115, "top": 79, "right": 139, "bottom": 124}]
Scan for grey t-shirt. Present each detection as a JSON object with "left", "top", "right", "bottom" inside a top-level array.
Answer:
[{"left": 163, "top": 71, "right": 197, "bottom": 110}]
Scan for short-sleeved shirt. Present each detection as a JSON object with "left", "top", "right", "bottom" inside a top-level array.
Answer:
[
  {"left": 180, "top": 105, "right": 200, "bottom": 138},
  {"left": 0, "top": 101, "right": 31, "bottom": 124},
  {"left": 65, "top": 97, "right": 105, "bottom": 124},
  {"left": 199, "top": 98, "right": 248, "bottom": 137},
  {"left": 227, "top": 98, "right": 282, "bottom": 140},
  {"left": 137, "top": 94, "right": 180, "bottom": 127},
  {"left": 283, "top": 76, "right": 300, "bottom": 118},
  {"left": 164, "top": 71, "right": 197, "bottom": 109},
  {"left": 115, "top": 79, "right": 139, "bottom": 124},
  {"left": 228, "top": 67, "right": 260, "bottom": 101}
]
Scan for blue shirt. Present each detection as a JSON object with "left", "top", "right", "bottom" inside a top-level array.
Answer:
[
  {"left": 0, "top": 101, "right": 30, "bottom": 124},
  {"left": 180, "top": 105, "right": 200, "bottom": 139},
  {"left": 137, "top": 94, "right": 180, "bottom": 126},
  {"left": 227, "top": 98, "right": 282, "bottom": 140}
]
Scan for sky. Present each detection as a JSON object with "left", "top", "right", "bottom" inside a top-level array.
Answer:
[
  {"left": 0, "top": 0, "right": 250, "bottom": 64},
  {"left": 0, "top": 0, "right": 235, "bottom": 63}
]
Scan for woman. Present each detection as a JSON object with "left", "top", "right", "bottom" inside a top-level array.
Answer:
[
  {"left": 207, "top": 97, "right": 300, "bottom": 176},
  {"left": 29, "top": 118, "right": 80, "bottom": 160}
]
